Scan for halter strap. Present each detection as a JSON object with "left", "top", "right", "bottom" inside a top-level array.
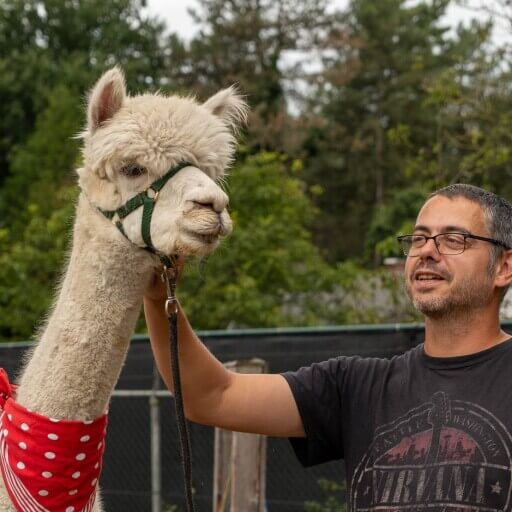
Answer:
[{"left": 98, "top": 161, "right": 192, "bottom": 257}]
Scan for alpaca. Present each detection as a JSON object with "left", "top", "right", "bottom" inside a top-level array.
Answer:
[{"left": 0, "top": 67, "right": 248, "bottom": 512}]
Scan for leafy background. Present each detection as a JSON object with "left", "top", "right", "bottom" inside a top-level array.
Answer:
[{"left": 1, "top": 0, "right": 511, "bottom": 340}]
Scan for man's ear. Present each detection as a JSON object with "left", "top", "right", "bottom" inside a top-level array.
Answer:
[
  {"left": 495, "top": 250, "right": 512, "bottom": 289},
  {"left": 202, "top": 85, "right": 248, "bottom": 133},
  {"left": 87, "top": 66, "right": 126, "bottom": 134}
]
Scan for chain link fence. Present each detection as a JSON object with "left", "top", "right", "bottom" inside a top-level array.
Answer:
[
  {"left": 101, "top": 389, "right": 344, "bottom": 512},
  {"left": 2, "top": 323, "right": 511, "bottom": 511}
]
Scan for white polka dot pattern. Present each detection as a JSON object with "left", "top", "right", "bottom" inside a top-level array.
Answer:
[{"left": 0, "top": 367, "right": 108, "bottom": 512}]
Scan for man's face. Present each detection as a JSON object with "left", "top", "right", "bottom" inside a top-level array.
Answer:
[{"left": 404, "top": 195, "right": 496, "bottom": 318}]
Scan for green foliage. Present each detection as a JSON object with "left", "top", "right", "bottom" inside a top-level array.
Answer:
[
  {"left": 0, "top": 77, "right": 84, "bottom": 340},
  {"left": 0, "top": 0, "right": 168, "bottom": 203},
  {"left": 366, "top": 186, "right": 428, "bottom": 261},
  {"left": 1, "top": 0, "right": 512, "bottom": 340},
  {"left": 1, "top": 83, "right": 82, "bottom": 231},
  {"left": 300, "top": 0, "right": 495, "bottom": 260},
  {"left": 304, "top": 479, "right": 347, "bottom": 512},
  {"left": 0, "top": 186, "right": 77, "bottom": 340},
  {"left": 167, "top": 0, "right": 336, "bottom": 151},
  {"left": 0, "top": 0, "right": 172, "bottom": 340},
  {"left": 178, "top": 152, "right": 419, "bottom": 330},
  {"left": 178, "top": 152, "right": 340, "bottom": 329},
  {"left": 1, "top": 149, "right": 403, "bottom": 340},
  {"left": 405, "top": 49, "right": 512, "bottom": 199},
  {"left": 162, "top": 505, "right": 179, "bottom": 512}
]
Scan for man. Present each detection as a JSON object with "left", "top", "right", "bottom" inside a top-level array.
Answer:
[{"left": 144, "top": 184, "right": 512, "bottom": 510}]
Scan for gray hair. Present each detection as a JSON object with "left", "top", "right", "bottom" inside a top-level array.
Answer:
[{"left": 429, "top": 184, "right": 512, "bottom": 298}]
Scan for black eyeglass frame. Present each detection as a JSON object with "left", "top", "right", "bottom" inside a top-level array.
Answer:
[{"left": 396, "top": 232, "right": 511, "bottom": 256}]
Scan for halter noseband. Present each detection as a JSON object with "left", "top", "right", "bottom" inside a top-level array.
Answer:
[{"left": 97, "top": 161, "right": 192, "bottom": 265}]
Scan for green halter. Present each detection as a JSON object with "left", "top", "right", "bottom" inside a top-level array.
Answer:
[{"left": 98, "top": 161, "right": 192, "bottom": 263}]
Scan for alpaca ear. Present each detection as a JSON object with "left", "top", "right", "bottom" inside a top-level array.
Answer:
[
  {"left": 202, "top": 86, "right": 249, "bottom": 132},
  {"left": 87, "top": 66, "right": 126, "bottom": 134}
]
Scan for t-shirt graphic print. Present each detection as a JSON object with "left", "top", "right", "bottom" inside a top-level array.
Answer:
[{"left": 352, "top": 391, "right": 512, "bottom": 511}]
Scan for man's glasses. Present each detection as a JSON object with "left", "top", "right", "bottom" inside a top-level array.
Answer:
[{"left": 396, "top": 232, "right": 510, "bottom": 257}]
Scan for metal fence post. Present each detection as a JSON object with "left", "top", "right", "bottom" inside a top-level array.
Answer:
[
  {"left": 151, "top": 366, "right": 162, "bottom": 512},
  {"left": 213, "top": 358, "right": 268, "bottom": 512}
]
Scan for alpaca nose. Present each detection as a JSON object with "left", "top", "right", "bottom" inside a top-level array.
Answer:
[
  {"left": 193, "top": 200, "right": 215, "bottom": 211},
  {"left": 192, "top": 192, "right": 228, "bottom": 214}
]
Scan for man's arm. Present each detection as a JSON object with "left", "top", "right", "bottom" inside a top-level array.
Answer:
[{"left": 144, "top": 294, "right": 305, "bottom": 438}]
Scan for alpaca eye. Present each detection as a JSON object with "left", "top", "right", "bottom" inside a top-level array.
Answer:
[{"left": 120, "top": 164, "right": 147, "bottom": 178}]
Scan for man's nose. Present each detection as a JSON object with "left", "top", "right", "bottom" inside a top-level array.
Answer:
[{"left": 416, "top": 237, "right": 441, "bottom": 260}]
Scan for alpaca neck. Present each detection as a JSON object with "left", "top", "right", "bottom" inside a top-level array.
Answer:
[{"left": 15, "top": 195, "right": 155, "bottom": 420}]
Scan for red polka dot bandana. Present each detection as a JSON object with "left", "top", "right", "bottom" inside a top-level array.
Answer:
[{"left": 0, "top": 369, "right": 108, "bottom": 512}]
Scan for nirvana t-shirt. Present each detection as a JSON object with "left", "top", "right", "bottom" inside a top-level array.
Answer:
[{"left": 282, "top": 338, "right": 512, "bottom": 512}]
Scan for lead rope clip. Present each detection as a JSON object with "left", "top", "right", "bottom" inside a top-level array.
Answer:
[{"left": 162, "top": 264, "right": 179, "bottom": 316}]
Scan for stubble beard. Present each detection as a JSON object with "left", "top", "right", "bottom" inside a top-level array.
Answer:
[{"left": 406, "top": 274, "right": 495, "bottom": 319}]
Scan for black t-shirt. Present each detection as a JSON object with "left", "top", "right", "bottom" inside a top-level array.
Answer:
[{"left": 282, "top": 338, "right": 512, "bottom": 511}]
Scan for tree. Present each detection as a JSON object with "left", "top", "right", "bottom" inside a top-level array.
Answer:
[
  {"left": 177, "top": 152, "right": 339, "bottom": 329},
  {"left": 0, "top": 0, "right": 168, "bottom": 223},
  {"left": 403, "top": 39, "right": 512, "bottom": 199},
  {"left": 0, "top": 84, "right": 82, "bottom": 233},
  {"left": 0, "top": 185, "right": 77, "bottom": 340},
  {"left": 0, "top": 0, "right": 172, "bottom": 339},
  {"left": 300, "top": 0, "right": 493, "bottom": 261},
  {"left": 166, "top": 0, "right": 338, "bottom": 152},
  {"left": 1, "top": 150, "right": 383, "bottom": 340},
  {"left": 0, "top": 83, "right": 82, "bottom": 340}
]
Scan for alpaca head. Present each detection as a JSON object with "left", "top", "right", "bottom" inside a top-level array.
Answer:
[{"left": 77, "top": 67, "right": 248, "bottom": 258}]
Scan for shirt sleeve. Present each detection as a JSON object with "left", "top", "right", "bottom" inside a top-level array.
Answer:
[{"left": 281, "top": 357, "right": 349, "bottom": 467}]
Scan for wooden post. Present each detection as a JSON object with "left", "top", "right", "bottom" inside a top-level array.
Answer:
[{"left": 213, "top": 358, "right": 268, "bottom": 512}]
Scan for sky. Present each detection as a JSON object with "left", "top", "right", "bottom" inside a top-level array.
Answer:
[
  {"left": 143, "top": 0, "right": 491, "bottom": 41},
  {"left": 144, "top": 0, "right": 200, "bottom": 39},
  {"left": 141, "top": 0, "right": 507, "bottom": 114}
]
